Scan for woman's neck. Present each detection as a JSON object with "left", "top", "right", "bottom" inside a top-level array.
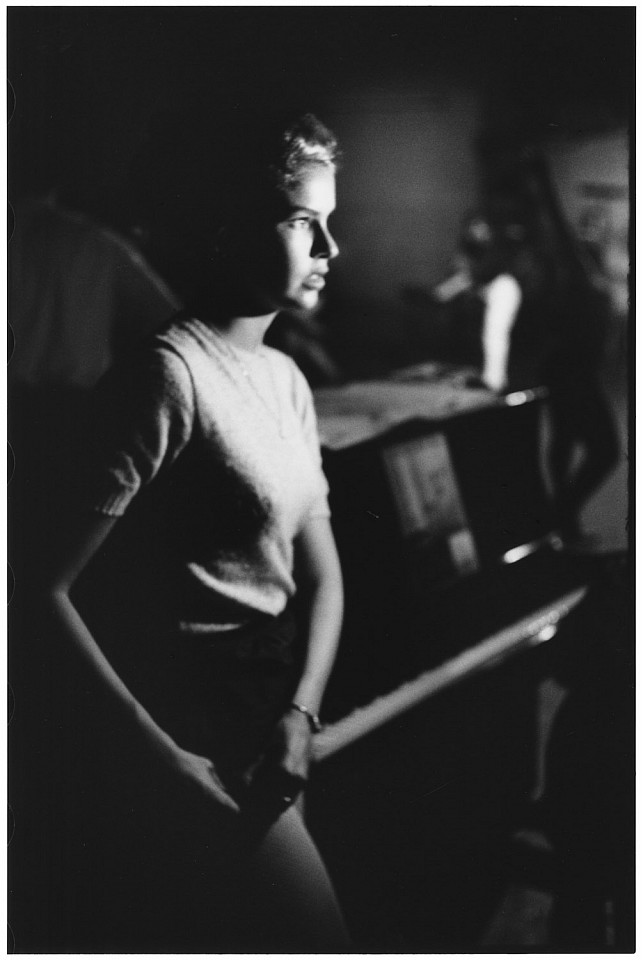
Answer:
[
  {"left": 206, "top": 313, "right": 277, "bottom": 353},
  {"left": 196, "top": 287, "right": 278, "bottom": 353}
]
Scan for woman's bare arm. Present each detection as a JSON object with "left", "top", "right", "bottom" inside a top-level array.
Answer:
[
  {"left": 260, "top": 516, "right": 344, "bottom": 784},
  {"left": 292, "top": 516, "right": 344, "bottom": 714},
  {"left": 44, "top": 512, "right": 240, "bottom": 812}
]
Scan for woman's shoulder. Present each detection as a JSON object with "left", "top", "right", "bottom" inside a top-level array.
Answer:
[
  {"left": 143, "top": 313, "right": 225, "bottom": 382},
  {"left": 93, "top": 325, "right": 195, "bottom": 417},
  {"left": 150, "top": 312, "right": 210, "bottom": 356},
  {"left": 89, "top": 316, "right": 199, "bottom": 417}
]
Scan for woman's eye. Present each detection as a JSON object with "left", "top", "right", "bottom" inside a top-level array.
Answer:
[{"left": 289, "top": 217, "right": 312, "bottom": 229}]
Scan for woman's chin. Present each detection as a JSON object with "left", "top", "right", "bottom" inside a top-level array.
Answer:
[{"left": 290, "top": 289, "right": 320, "bottom": 312}]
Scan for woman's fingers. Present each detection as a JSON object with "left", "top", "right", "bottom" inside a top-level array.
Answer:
[
  {"left": 174, "top": 749, "right": 241, "bottom": 813},
  {"left": 279, "top": 749, "right": 310, "bottom": 782},
  {"left": 204, "top": 762, "right": 241, "bottom": 812}
]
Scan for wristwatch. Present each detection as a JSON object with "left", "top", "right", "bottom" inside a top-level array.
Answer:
[{"left": 288, "top": 701, "right": 323, "bottom": 734}]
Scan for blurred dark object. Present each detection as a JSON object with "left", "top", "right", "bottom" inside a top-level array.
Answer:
[
  {"left": 508, "top": 552, "right": 633, "bottom": 950},
  {"left": 9, "top": 195, "right": 181, "bottom": 578},
  {"left": 266, "top": 310, "right": 343, "bottom": 387},
  {"left": 240, "top": 766, "right": 307, "bottom": 830},
  {"left": 306, "top": 341, "right": 630, "bottom": 948},
  {"left": 476, "top": 138, "right": 615, "bottom": 366},
  {"left": 318, "top": 389, "right": 565, "bottom": 717},
  {"left": 474, "top": 145, "right": 622, "bottom": 541},
  {"left": 309, "top": 393, "right": 631, "bottom": 952},
  {"left": 9, "top": 195, "right": 180, "bottom": 389},
  {"left": 545, "top": 555, "right": 632, "bottom": 943},
  {"left": 8, "top": 201, "right": 183, "bottom": 951}
]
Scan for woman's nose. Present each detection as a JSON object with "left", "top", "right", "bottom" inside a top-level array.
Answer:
[{"left": 313, "top": 223, "right": 339, "bottom": 260}]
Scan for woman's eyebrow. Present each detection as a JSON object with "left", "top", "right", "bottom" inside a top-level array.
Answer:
[
  {"left": 285, "top": 204, "right": 317, "bottom": 216},
  {"left": 284, "top": 203, "right": 335, "bottom": 218}
]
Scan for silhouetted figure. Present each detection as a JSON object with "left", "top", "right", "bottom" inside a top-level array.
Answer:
[
  {"left": 510, "top": 151, "right": 621, "bottom": 543},
  {"left": 8, "top": 196, "right": 182, "bottom": 951},
  {"left": 433, "top": 213, "right": 554, "bottom": 394},
  {"left": 266, "top": 307, "right": 342, "bottom": 387},
  {"left": 476, "top": 142, "right": 623, "bottom": 543},
  {"left": 9, "top": 195, "right": 181, "bottom": 388},
  {"left": 9, "top": 195, "right": 180, "bottom": 576}
]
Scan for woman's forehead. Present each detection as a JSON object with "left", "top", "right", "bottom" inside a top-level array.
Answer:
[{"left": 281, "top": 164, "right": 336, "bottom": 210}]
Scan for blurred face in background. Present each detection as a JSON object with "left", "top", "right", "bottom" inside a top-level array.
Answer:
[{"left": 460, "top": 218, "right": 506, "bottom": 285}]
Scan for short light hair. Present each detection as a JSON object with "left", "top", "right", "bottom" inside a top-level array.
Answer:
[
  {"left": 127, "top": 110, "right": 340, "bottom": 298},
  {"left": 215, "top": 111, "right": 339, "bottom": 221},
  {"left": 267, "top": 113, "right": 340, "bottom": 190}
]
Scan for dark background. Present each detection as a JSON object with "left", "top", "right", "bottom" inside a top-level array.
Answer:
[
  {"left": 9, "top": 7, "right": 633, "bottom": 376},
  {"left": 7, "top": 7, "right": 634, "bottom": 952},
  {"left": 8, "top": 7, "right": 632, "bottom": 197}
]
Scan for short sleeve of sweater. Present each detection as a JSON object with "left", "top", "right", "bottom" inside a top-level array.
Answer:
[
  {"left": 82, "top": 345, "right": 195, "bottom": 516},
  {"left": 289, "top": 359, "right": 331, "bottom": 521}
]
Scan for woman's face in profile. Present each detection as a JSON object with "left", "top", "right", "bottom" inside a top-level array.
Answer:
[{"left": 248, "top": 163, "right": 339, "bottom": 314}]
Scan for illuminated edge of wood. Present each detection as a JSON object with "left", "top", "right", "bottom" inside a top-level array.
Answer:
[{"left": 313, "top": 586, "right": 588, "bottom": 762}]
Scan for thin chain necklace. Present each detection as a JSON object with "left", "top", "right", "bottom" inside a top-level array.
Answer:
[{"left": 209, "top": 327, "right": 286, "bottom": 438}]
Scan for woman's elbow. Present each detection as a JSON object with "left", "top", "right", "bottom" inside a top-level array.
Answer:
[
  {"left": 317, "top": 567, "right": 345, "bottom": 609},
  {"left": 38, "top": 571, "right": 74, "bottom": 617},
  {"left": 301, "top": 563, "right": 344, "bottom": 605}
]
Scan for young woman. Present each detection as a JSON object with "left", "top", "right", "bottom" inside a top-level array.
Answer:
[{"left": 43, "top": 113, "right": 350, "bottom": 951}]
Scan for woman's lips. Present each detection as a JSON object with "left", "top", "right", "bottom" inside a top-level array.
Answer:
[{"left": 303, "top": 274, "right": 326, "bottom": 290}]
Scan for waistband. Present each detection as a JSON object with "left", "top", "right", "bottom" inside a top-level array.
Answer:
[{"left": 170, "top": 609, "right": 298, "bottom": 666}]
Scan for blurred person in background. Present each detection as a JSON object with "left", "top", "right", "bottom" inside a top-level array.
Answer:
[
  {"left": 508, "top": 148, "right": 622, "bottom": 545},
  {"left": 433, "top": 154, "right": 620, "bottom": 547},
  {"left": 9, "top": 194, "right": 181, "bottom": 580},
  {"left": 266, "top": 305, "right": 343, "bottom": 387},
  {"left": 9, "top": 193, "right": 181, "bottom": 391},
  {"left": 8, "top": 193, "right": 183, "bottom": 951},
  {"left": 433, "top": 213, "right": 542, "bottom": 393}
]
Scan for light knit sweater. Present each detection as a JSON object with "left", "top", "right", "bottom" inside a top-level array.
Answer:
[{"left": 86, "top": 315, "right": 330, "bottom": 632}]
